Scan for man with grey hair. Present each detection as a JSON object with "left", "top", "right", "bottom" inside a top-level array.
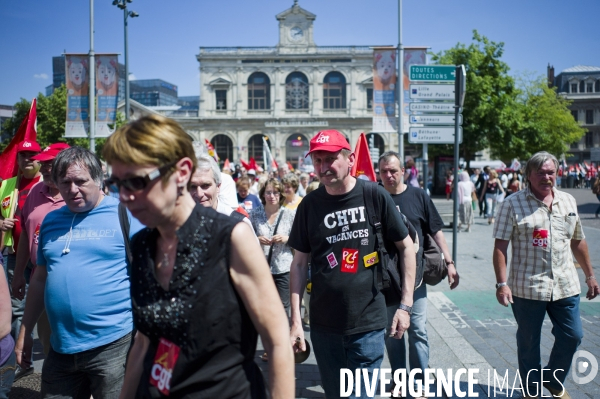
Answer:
[
  {"left": 493, "top": 151, "right": 599, "bottom": 399},
  {"left": 190, "top": 154, "right": 255, "bottom": 233},
  {"left": 297, "top": 173, "right": 309, "bottom": 197},
  {"left": 15, "top": 146, "right": 143, "bottom": 398}
]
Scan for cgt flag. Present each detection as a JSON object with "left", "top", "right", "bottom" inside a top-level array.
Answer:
[
  {"left": 0, "top": 98, "right": 37, "bottom": 179},
  {"left": 350, "top": 132, "right": 377, "bottom": 181},
  {"left": 205, "top": 139, "right": 219, "bottom": 162}
]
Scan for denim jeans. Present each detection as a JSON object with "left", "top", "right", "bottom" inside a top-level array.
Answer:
[
  {"left": 511, "top": 295, "right": 582, "bottom": 395},
  {"left": 272, "top": 272, "right": 290, "bottom": 315},
  {"left": 41, "top": 332, "right": 132, "bottom": 399},
  {"left": 385, "top": 283, "right": 429, "bottom": 390},
  {"left": 311, "top": 328, "right": 385, "bottom": 399},
  {"left": 0, "top": 350, "right": 16, "bottom": 399}
]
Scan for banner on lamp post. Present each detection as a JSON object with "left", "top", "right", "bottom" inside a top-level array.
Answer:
[
  {"left": 372, "top": 48, "right": 397, "bottom": 133},
  {"left": 95, "top": 55, "right": 119, "bottom": 137},
  {"left": 65, "top": 54, "right": 90, "bottom": 138}
]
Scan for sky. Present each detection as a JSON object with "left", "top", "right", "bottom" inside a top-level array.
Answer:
[{"left": 1, "top": 0, "right": 599, "bottom": 106}]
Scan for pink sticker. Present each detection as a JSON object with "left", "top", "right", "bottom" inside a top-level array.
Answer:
[{"left": 326, "top": 252, "right": 338, "bottom": 268}]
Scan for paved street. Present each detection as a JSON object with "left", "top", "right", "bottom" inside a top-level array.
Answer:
[{"left": 9, "top": 189, "right": 600, "bottom": 399}]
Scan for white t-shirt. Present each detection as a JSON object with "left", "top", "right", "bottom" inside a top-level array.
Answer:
[{"left": 219, "top": 173, "right": 238, "bottom": 210}]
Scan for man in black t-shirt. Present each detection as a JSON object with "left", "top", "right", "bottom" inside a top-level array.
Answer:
[
  {"left": 379, "top": 151, "right": 459, "bottom": 398},
  {"left": 289, "top": 130, "right": 416, "bottom": 398}
]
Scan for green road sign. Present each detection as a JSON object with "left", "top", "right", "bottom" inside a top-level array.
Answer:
[{"left": 409, "top": 65, "right": 456, "bottom": 82}]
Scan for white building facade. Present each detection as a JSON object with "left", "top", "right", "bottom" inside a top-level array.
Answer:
[{"left": 174, "top": 2, "right": 395, "bottom": 169}]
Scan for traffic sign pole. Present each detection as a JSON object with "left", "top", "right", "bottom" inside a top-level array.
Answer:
[{"left": 452, "top": 65, "right": 466, "bottom": 266}]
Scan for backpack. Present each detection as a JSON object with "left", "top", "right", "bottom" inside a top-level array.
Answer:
[
  {"left": 363, "top": 182, "right": 422, "bottom": 302},
  {"left": 422, "top": 233, "right": 447, "bottom": 286}
]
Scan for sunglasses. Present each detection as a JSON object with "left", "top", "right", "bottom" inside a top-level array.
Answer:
[{"left": 104, "top": 161, "right": 177, "bottom": 193}]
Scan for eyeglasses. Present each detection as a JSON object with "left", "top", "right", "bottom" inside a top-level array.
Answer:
[
  {"left": 264, "top": 191, "right": 280, "bottom": 197},
  {"left": 104, "top": 161, "right": 177, "bottom": 193}
]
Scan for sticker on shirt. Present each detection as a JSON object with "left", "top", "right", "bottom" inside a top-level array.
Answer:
[
  {"left": 532, "top": 229, "right": 548, "bottom": 248},
  {"left": 243, "top": 200, "right": 253, "bottom": 210},
  {"left": 363, "top": 251, "right": 379, "bottom": 268},
  {"left": 326, "top": 252, "right": 338, "bottom": 268},
  {"left": 361, "top": 238, "right": 369, "bottom": 246},
  {"left": 341, "top": 248, "right": 359, "bottom": 273},
  {"left": 150, "top": 337, "right": 181, "bottom": 396},
  {"left": 33, "top": 223, "right": 41, "bottom": 245}
]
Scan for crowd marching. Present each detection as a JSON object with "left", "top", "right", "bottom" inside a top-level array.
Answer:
[{"left": 0, "top": 114, "right": 599, "bottom": 399}]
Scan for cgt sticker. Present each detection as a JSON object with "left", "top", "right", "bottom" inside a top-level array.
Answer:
[
  {"left": 363, "top": 251, "right": 379, "bottom": 268},
  {"left": 341, "top": 248, "right": 358, "bottom": 273},
  {"left": 1, "top": 196, "right": 11, "bottom": 211},
  {"left": 150, "top": 337, "right": 181, "bottom": 396},
  {"left": 532, "top": 229, "right": 548, "bottom": 248}
]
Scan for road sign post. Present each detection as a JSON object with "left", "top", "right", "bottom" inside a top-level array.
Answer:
[{"left": 452, "top": 65, "right": 466, "bottom": 266}]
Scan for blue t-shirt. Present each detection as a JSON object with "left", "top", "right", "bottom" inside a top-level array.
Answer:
[
  {"left": 237, "top": 193, "right": 262, "bottom": 213},
  {"left": 37, "top": 196, "right": 143, "bottom": 354}
]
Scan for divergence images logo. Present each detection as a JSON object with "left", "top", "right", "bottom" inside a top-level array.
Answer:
[{"left": 572, "top": 350, "right": 598, "bottom": 385}]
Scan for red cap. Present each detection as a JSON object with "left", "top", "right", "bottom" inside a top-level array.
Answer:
[
  {"left": 31, "top": 143, "right": 70, "bottom": 162},
  {"left": 16, "top": 140, "right": 41, "bottom": 153},
  {"left": 305, "top": 130, "right": 351, "bottom": 157}
]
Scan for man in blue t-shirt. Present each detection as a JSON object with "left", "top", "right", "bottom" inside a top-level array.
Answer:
[{"left": 15, "top": 147, "right": 143, "bottom": 398}]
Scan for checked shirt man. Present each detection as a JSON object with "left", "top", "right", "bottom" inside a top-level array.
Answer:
[
  {"left": 492, "top": 151, "right": 599, "bottom": 399},
  {"left": 288, "top": 130, "right": 416, "bottom": 398}
]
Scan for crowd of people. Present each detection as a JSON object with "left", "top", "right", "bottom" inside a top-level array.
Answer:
[{"left": 0, "top": 114, "right": 598, "bottom": 399}]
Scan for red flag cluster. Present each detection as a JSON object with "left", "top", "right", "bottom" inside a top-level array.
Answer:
[
  {"left": 0, "top": 99, "right": 37, "bottom": 179},
  {"left": 350, "top": 132, "right": 377, "bottom": 181}
]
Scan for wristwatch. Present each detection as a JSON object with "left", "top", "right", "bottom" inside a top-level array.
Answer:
[
  {"left": 398, "top": 303, "right": 413, "bottom": 315},
  {"left": 446, "top": 260, "right": 455, "bottom": 266},
  {"left": 495, "top": 282, "right": 508, "bottom": 289}
]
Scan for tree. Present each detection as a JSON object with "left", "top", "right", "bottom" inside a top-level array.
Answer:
[
  {"left": 491, "top": 77, "right": 585, "bottom": 160},
  {"left": 429, "top": 30, "right": 520, "bottom": 166},
  {"left": 0, "top": 85, "right": 127, "bottom": 159}
]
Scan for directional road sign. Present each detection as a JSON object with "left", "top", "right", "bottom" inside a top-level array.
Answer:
[
  {"left": 409, "top": 65, "right": 456, "bottom": 82},
  {"left": 410, "top": 84, "right": 454, "bottom": 101},
  {"left": 408, "top": 127, "right": 463, "bottom": 144},
  {"left": 409, "top": 102, "right": 455, "bottom": 113},
  {"left": 410, "top": 114, "right": 462, "bottom": 125}
]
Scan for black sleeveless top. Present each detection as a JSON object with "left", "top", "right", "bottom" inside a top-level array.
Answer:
[
  {"left": 485, "top": 180, "right": 499, "bottom": 194},
  {"left": 130, "top": 204, "right": 266, "bottom": 399}
]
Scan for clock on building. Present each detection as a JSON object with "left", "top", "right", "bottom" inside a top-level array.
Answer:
[{"left": 289, "top": 26, "right": 304, "bottom": 42}]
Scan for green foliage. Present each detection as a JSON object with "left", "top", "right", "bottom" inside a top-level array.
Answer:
[
  {"left": 491, "top": 77, "right": 585, "bottom": 160},
  {"left": 430, "top": 30, "right": 519, "bottom": 166},
  {"left": 1, "top": 85, "right": 127, "bottom": 159}
]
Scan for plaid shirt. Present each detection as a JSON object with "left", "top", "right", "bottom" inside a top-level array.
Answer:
[{"left": 493, "top": 187, "right": 584, "bottom": 301}]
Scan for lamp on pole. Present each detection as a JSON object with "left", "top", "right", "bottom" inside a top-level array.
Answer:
[{"left": 112, "top": 0, "right": 138, "bottom": 121}]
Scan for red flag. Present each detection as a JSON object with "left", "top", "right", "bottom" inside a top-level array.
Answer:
[
  {"left": 286, "top": 161, "right": 294, "bottom": 172},
  {"left": 350, "top": 132, "right": 376, "bottom": 181},
  {"left": 249, "top": 157, "right": 258, "bottom": 171},
  {"left": 239, "top": 159, "right": 251, "bottom": 170},
  {"left": 223, "top": 159, "right": 231, "bottom": 170},
  {"left": 0, "top": 99, "right": 37, "bottom": 179},
  {"left": 204, "top": 139, "right": 219, "bottom": 162}
]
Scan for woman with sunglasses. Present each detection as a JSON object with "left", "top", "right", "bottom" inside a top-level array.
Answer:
[{"left": 102, "top": 115, "right": 294, "bottom": 399}]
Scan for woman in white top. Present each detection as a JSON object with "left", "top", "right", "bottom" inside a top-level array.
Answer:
[{"left": 457, "top": 171, "right": 475, "bottom": 232}]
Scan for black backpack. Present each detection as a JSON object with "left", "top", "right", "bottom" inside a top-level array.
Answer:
[{"left": 363, "top": 182, "right": 422, "bottom": 301}]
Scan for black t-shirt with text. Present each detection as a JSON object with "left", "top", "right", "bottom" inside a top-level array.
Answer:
[
  {"left": 389, "top": 184, "right": 444, "bottom": 254},
  {"left": 289, "top": 179, "right": 409, "bottom": 335}
]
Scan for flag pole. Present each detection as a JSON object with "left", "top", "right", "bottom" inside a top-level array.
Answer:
[{"left": 89, "top": 0, "right": 96, "bottom": 153}]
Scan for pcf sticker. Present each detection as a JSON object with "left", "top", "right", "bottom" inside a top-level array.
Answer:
[
  {"left": 341, "top": 248, "right": 358, "bottom": 273},
  {"left": 326, "top": 252, "right": 338, "bottom": 268},
  {"left": 363, "top": 251, "right": 379, "bottom": 267}
]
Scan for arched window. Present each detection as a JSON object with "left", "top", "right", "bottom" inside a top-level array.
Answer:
[
  {"left": 286, "top": 72, "right": 309, "bottom": 110},
  {"left": 210, "top": 134, "right": 233, "bottom": 166},
  {"left": 323, "top": 72, "right": 346, "bottom": 110},
  {"left": 286, "top": 134, "right": 309, "bottom": 169},
  {"left": 248, "top": 134, "right": 270, "bottom": 166},
  {"left": 247, "top": 72, "right": 270, "bottom": 110}
]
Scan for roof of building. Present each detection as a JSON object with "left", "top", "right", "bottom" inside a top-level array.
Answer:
[{"left": 561, "top": 65, "right": 600, "bottom": 73}]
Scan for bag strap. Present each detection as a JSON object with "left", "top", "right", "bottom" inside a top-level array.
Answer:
[
  {"left": 118, "top": 202, "right": 133, "bottom": 266},
  {"left": 266, "top": 207, "right": 285, "bottom": 267},
  {"left": 363, "top": 182, "right": 390, "bottom": 291}
]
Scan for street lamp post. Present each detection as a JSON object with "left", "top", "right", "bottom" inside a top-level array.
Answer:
[{"left": 112, "top": 0, "right": 138, "bottom": 121}]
